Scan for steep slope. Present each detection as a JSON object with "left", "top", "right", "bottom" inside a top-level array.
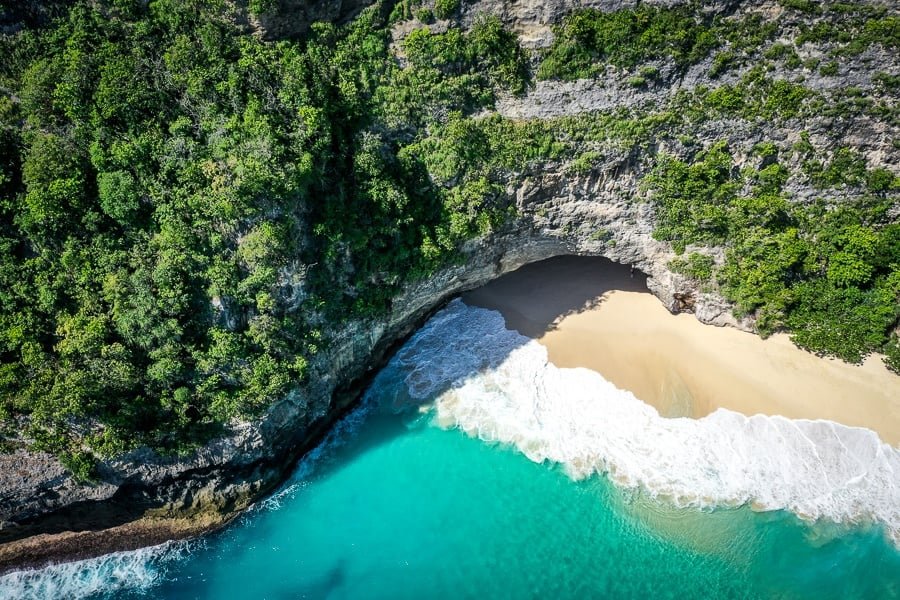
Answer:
[{"left": 0, "top": 0, "right": 897, "bottom": 570}]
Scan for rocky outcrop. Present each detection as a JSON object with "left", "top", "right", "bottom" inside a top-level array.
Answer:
[
  {"left": 1, "top": 0, "right": 897, "bottom": 572},
  {"left": 250, "top": 0, "right": 374, "bottom": 38},
  {"left": 0, "top": 161, "right": 724, "bottom": 571}
]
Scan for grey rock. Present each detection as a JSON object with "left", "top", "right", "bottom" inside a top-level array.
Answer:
[{"left": 1, "top": 0, "right": 897, "bottom": 568}]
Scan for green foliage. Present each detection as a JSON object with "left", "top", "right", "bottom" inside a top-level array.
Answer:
[
  {"left": 884, "top": 333, "right": 900, "bottom": 373},
  {"left": 763, "top": 42, "right": 792, "bottom": 61},
  {"left": 795, "top": 8, "right": 897, "bottom": 57},
  {"left": 538, "top": 8, "right": 781, "bottom": 81},
  {"left": 1, "top": 0, "right": 898, "bottom": 474},
  {"left": 873, "top": 72, "right": 900, "bottom": 93},
  {"left": 60, "top": 449, "right": 97, "bottom": 483},
  {"left": 648, "top": 142, "right": 900, "bottom": 360},
  {"left": 819, "top": 60, "right": 839, "bottom": 76},
  {"left": 248, "top": 0, "right": 277, "bottom": 15},
  {"left": 627, "top": 75, "right": 646, "bottom": 88},
  {"left": 537, "top": 6, "right": 718, "bottom": 80},
  {"left": 778, "top": 0, "right": 818, "bottom": 13},
  {"left": 700, "top": 69, "right": 811, "bottom": 120},
  {"left": 380, "top": 16, "right": 529, "bottom": 129},
  {"left": 668, "top": 253, "right": 715, "bottom": 282},
  {"left": 433, "top": 0, "right": 459, "bottom": 20},
  {"left": 97, "top": 171, "right": 141, "bottom": 223},
  {"left": 867, "top": 168, "right": 899, "bottom": 194},
  {"left": 785, "top": 277, "right": 898, "bottom": 362},
  {"left": 415, "top": 7, "right": 434, "bottom": 23},
  {"left": 710, "top": 50, "right": 736, "bottom": 77},
  {"left": 0, "top": 0, "right": 534, "bottom": 472},
  {"left": 808, "top": 147, "right": 869, "bottom": 188},
  {"left": 569, "top": 151, "right": 602, "bottom": 175},
  {"left": 647, "top": 142, "right": 738, "bottom": 252}
]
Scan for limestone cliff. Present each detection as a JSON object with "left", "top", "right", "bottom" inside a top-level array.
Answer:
[{"left": 1, "top": 0, "right": 897, "bottom": 571}]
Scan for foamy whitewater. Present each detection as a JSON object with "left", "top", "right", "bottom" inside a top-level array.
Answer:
[
  {"left": 0, "top": 541, "right": 190, "bottom": 600},
  {"left": 396, "top": 300, "right": 900, "bottom": 543},
  {"left": 3, "top": 298, "right": 899, "bottom": 599}
]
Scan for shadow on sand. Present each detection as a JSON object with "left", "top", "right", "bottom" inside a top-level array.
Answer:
[
  {"left": 462, "top": 255, "right": 649, "bottom": 339},
  {"left": 282, "top": 255, "right": 649, "bottom": 486}
]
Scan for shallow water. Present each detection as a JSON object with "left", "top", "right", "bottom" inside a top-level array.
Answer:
[{"left": 3, "top": 301, "right": 899, "bottom": 599}]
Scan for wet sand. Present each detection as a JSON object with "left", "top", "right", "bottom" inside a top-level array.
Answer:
[{"left": 463, "top": 256, "right": 900, "bottom": 447}]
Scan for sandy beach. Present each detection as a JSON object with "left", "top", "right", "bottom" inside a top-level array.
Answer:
[{"left": 463, "top": 256, "right": 900, "bottom": 447}]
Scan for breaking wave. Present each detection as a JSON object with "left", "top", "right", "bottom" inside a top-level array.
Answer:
[
  {"left": 0, "top": 540, "right": 191, "bottom": 600},
  {"left": 5, "top": 296, "right": 899, "bottom": 599},
  {"left": 396, "top": 299, "right": 900, "bottom": 544}
]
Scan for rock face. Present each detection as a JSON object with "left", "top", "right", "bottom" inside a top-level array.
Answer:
[
  {"left": 0, "top": 162, "right": 734, "bottom": 570},
  {"left": 251, "top": 0, "right": 374, "bottom": 38},
  {"left": 1, "top": 0, "right": 897, "bottom": 570}
]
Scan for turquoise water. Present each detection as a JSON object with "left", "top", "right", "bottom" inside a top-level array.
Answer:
[
  {"left": 135, "top": 410, "right": 900, "bottom": 599},
  {"left": 3, "top": 300, "right": 900, "bottom": 598}
]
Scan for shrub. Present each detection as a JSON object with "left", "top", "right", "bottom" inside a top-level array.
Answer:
[
  {"left": 884, "top": 333, "right": 900, "bottom": 373},
  {"left": 537, "top": 6, "right": 718, "bottom": 80},
  {"left": 710, "top": 50, "right": 735, "bottom": 77},
  {"left": 627, "top": 75, "right": 647, "bottom": 88},
  {"left": 819, "top": 60, "right": 839, "bottom": 76},
  {"left": 416, "top": 8, "right": 434, "bottom": 23},
  {"left": 434, "top": 0, "right": 459, "bottom": 20},
  {"left": 60, "top": 450, "right": 97, "bottom": 483},
  {"left": 669, "top": 253, "right": 715, "bottom": 281}
]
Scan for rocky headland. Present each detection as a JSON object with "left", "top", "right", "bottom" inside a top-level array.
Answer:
[{"left": 0, "top": 0, "right": 897, "bottom": 571}]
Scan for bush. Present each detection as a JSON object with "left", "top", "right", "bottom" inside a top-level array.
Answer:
[
  {"left": 60, "top": 450, "right": 97, "bottom": 483},
  {"left": 819, "top": 60, "right": 839, "bottom": 76},
  {"left": 434, "top": 0, "right": 459, "bottom": 19},
  {"left": 701, "top": 72, "right": 811, "bottom": 120},
  {"left": 710, "top": 50, "right": 735, "bottom": 77},
  {"left": 627, "top": 75, "right": 647, "bottom": 88},
  {"left": 649, "top": 141, "right": 900, "bottom": 358},
  {"left": 884, "top": 333, "right": 900, "bottom": 373},
  {"left": 647, "top": 142, "right": 738, "bottom": 250},
  {"left": 786, "top": 279, "right": 897, "bottom": 362},
  {"left": 669, "top": 253, "right": 715, "bottom": 281},
  {"left": 416, "top": 7, "right": 434, "bottom": 23},
  {"left": 537, "top": 6, "right": 718, "bottom": 80}
]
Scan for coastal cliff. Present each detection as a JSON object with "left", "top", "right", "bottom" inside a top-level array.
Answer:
[{"left": 0, "top": 0, "right": 897, "bottom": 570}]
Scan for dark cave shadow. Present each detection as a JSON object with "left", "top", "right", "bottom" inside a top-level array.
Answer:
[
  {"left": 224, "top": 256, "right": 655, "bottom": 597},
  {"left": 83, "top": 255, "right": 653, "bottom": 593},
  {"left": 0, "top": 256, "right": 651, "bottom": 575},
  {"left": 276, "top": 255, "right": 650, "bottom": 488},
  {"left": 462, "top": 255, "right": 650, "bottom": 339}
]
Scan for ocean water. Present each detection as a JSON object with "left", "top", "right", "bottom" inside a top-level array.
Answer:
[{"left": 3, "top": 300, "right": 899, "bottom": 599}]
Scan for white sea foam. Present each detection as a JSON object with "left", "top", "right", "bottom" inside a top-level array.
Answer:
[
  {"left": 0, "top": 388, "right": 380, "bottom": 599},
  {"left": 6, "top": 298, "right": 898, "bottom": 598},
  {"left": 0, "top": 540, "right": 190, "bottom": 600},
  {"left": 395, "top": 299, "right": 900, "bottom": 544}
]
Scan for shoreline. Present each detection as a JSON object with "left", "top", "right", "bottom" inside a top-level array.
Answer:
[
  {"left": 5, "top": 254, "right": 898, "bottom": 577},
  {"left": 0, "top": 292, "right": 464, "bottom": 577},
  {"left": 0, "top": 515, "right": 226, "bottom": 576},
  {"left": 464, "top": 256, "right": 900, "bottom": 447}
]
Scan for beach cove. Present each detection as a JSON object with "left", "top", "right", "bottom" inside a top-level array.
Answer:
[
  {"left": 465, "top": 256, "right": 900, "bottom": 446},
  {"left": 3, "top": 255, "right": 899, "bottom": 599}
]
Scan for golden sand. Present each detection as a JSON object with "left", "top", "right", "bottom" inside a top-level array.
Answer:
[{"left": 463, "top": 256, "right": 900, "bottom": 447}]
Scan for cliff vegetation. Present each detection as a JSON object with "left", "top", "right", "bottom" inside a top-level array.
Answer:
[{"left": 0, "top": 0, "right": 897, "bottom": 478}]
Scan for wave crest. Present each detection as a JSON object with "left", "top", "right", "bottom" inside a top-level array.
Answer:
[
  {"left": 400, "top": 299, "right": 900, "bottom": 543},
  {"left": 0, "top": 540, "right": 190, "bottom": 600}
]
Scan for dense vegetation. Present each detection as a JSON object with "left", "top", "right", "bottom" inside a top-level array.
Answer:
[
  {"left": 0, "top": 0, "right": 525, "bottom": 474},
  {"left": 536, "top": 6, "right": 719, "bottom": 79},
  {"left": 539, "top": 3, "right": 898, "bottom": 82},
  {"left": 646, "top": 143, "right": 900, "bottom": 363},
  {"left": 0, "top": 0, "right": 897, "bottom": 477}
]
